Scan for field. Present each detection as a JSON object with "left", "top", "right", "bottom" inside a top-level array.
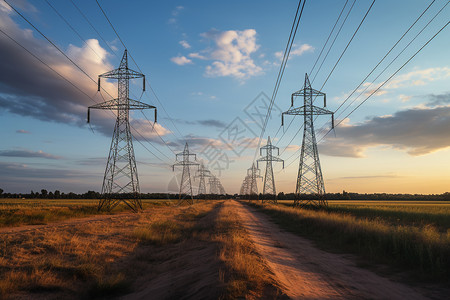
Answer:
[
  {"left": 259, "top": 200, "right": 450, "bottom": 281},
  {"left": 0, "top": 199, "right": 283, "bottom": 299},
  {"left": 0, "top": 199, "right": 175, "bottom": 228},
  {"left": 1, "top": 199, "right": 449, "bottom": 299}
]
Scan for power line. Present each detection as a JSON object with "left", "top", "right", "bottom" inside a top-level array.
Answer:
[
  {"left": 273, "top": 0, "right": 356, "bottom": 148},
  {"left": 333, "top": 0, "right": 436, "bottom": 116},
  {"left": 282, "top": 16, "right": 450, "bottom": 172},
  {"left": 321, "top": 19, "right": 450, "bottom": 142},
  {"left": 277, "top": 0, "right": 375, "bottom": 156},
  {"left": 68, "top": 0, "right": 181, "bottom": 150},
  {"left": 94, "top": 0, "right": 185, "bottom": 141},
  {"left": 309, "top": 0, "right": 349, "bottom": 76},
  {"left": 253, "top": 0, "right": 306, "bottom": 162},
  {"left": 1, "top": 0, "right": 172, "bottom": 165}
]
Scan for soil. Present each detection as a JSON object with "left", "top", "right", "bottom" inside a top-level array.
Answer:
[{"left": 231, "top": 200, "right": 433, "bottom": 300}]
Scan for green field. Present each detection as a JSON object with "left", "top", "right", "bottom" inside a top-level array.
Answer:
[
  {"left": 257, "top": 200, "right": 450, "bottom": 281},
  {"left": 0, "top": 198, "right": 176, "bottom": 228}
]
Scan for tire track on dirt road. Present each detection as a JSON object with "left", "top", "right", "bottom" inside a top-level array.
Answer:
[{"left": 232, "top": 200, "right": 428, "bottom": 300}]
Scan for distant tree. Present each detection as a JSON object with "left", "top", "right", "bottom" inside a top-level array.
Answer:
[
  {"left": 0, "top": 188, "right": 3, "bottom": 195},
  {"left": 41, "top": 189, "right": 48, "bottom": 198},
  {"left": 54, "top": 190, "right": 61, "bottom": 198}
]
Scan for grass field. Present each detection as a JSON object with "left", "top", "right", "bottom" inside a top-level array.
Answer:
[
  {"left": 0, "top": 199, "right": 282, "bottom": 299},
  {"left": 255, "top": 200, "right": 450, "bottom": 281},
  {"left": 0, "top": 198, "right": 176, "bottom": 228}
]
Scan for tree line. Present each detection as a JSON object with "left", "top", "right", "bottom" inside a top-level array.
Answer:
[{"left": 0, "top": 188, "right": 449, "bottom": 201}]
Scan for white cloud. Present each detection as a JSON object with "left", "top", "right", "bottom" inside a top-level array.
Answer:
[
  {"left": 274, "top": 43, "right": 314, "bottom": 61},
  {"left": 179, "top": 40, "right": 191, "bottom": 49},
  {"left": 188, "top": 52, "right": 207, "bottom": 60},
  {"left": 170, "top": 56, "right": 192, "bottom": 65},
  {"left": 168, "top": 5, "right": 184, "bottom": 24},
  {"left": 386, "top": 67, "right": 450, "bottom": 89},
  {"left": 291, "top": 43, "right": 314, "bottom": 56},
  {"left": 192, "top": 29, "right": 262, "bottom": 80}
]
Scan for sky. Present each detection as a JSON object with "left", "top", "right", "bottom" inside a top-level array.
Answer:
[{"left": 0, "top": 0, "right": 449, "bottom": 195}]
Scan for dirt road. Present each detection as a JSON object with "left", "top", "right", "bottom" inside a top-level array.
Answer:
[{"left": 232, "top": 200, "right": 428, "bottom": 300}]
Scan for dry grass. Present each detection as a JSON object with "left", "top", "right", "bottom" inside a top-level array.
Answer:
[
  {"left": 0, "top": 198, "right": 174, "bottom": 228},
  {"left": 253, "top": 202, "right": 450, "bottom": 282},
  {"left": 215, "top": 201, "right": 285, "bottom": 299},
  {"left": 0, "top": 201, "right": 216, "bottom": 299}
]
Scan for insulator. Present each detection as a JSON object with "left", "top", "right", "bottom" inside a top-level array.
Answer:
[
  {"left": 154, "top": 109, "right": 157, "bottom": 123},
  {"left": 143, "top": 76, "right": 146, "bottom": 92},
  {"left": 324, "top": 95, "right": 327, "bottom": 107},
  {"left": 87, "top": 108, "right": 90, "bottom": 123},
  {"left": 281, "top": 113, "right": 284, "bottom": 126},
  {"left": 331, "top": 114, "right": 335, "bottom": 129},
  {"left": 97, "top": 78, "right": 100, "bottom": 92}
]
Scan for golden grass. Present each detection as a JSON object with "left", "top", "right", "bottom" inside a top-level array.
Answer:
[
  {"left": 215, "top": 201, "right": 283, "bottom": 299},
  {"left": 0, "top": 198, "right": 175, "bottom": 228},
  {"left": 0, "top": 201, "right": 215, "bottom": 299},
  {"left": 254, "top": 202, "right": 450, "bottom": 281}
]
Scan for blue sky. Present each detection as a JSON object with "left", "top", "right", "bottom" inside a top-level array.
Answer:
[{"left": 0, "top": 0, "right": 449, "bottom": 194}]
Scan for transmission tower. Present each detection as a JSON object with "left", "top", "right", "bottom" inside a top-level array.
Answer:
[
  {"left": 239, "top": 175, "right": 250, "bottom": 195},
  {"left": 195, "top": 163, "right": 211, "bottom": 195},
  {"left": 247, "top": 163, "right": 263, "bottom": 195},
  {"left": 88, "top": 50, "right": 156, "bottom": 212},
  {"left": 209, "top": 176, "right": 226, "bottom": 195},
  {"left": 172, "top": 143, "right": 199, "bottom": 205},
  {"left": 257, "top": 136, "right": 284, "bottom": 204},
  {"left": 282, "top": 73, "right": 334, "bottom": 208}
]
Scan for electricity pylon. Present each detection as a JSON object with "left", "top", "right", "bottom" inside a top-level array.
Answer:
[
  {"left": 88, "top": 50, "right": 156, "bottom": 212},
  {"left": 240, "top": 175, "right": 250, "bottom": 195},
  {"left": 209, "top": 176, "right": 226, "bottom": 195},
  {"left": 257, "top": 136, "right": 284, "bottom": 204},
  {"left": 172, "top": 143, "right": 199, "bottom": 205},
  {"left": 195, "top": 163, "right": 211, "bottom": 195},
  {"left": 282, "top": 73, "right": 334, "bottom": 208},
  {"left": 247, "top": 163, "right": 263, "bottom": 195}
]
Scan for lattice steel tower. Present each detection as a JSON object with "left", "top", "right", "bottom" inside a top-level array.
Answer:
[
  {"left": 257, "top": 136, "right": 284, "bottom": 203},
  {"left": 195, "top": 163, "right": 211, "bottom": 195},
  {"left": 88, "top": 50, "right": 156, "bottom": 212},
  {"left": 172, "top": 143, "right": 199, "bottom": 205},
  {"left": 209, "top": 175, "right": 226, "bottom": 195},
  {"left": 282, "top": 73, "right": 334, "bottom": 207},
  {"left": 247, "top": 163, "right": 263, "bottom": 195}
]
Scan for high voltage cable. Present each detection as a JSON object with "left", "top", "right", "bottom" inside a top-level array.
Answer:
[
  {"left": 275, "top": 0, "right": 356, "bottom": 148},
  {"left": 313, "top": 0, "right": 445, "bottom": 142},
  {"left": 69, "top": 0, "right": 180, "bottom": 151},
  {"left": 94, "top": 0, "right": 185, "bottom": 141},
  {"left": 45, "top": 0, "right": 175, "bottom": 160},
  {"left": 44, "top": 0, "right": 103, "bottom": 61},
  {"left": 270, "top": 0, "right": 349, "bottom": 144},
  {"left": 69, "top": 0, "right": 120, "bottom": 60},
  {"left": 333, "top": 0, "right": 437, "bottom": 115},
  {"left": 253, "top": 0, "right": 306, "bottom": 162},
  {"left": 334, "top": 1, "right": 447, "bottom": 122},
  {"left": 320, "top": 20, "right": 450, "bottom": 142},
  {"left": 0, "top": 27, "right": 170, "bottom": 165},
  {"left": 277, "top": 0, "right": 375, "bottom": 156},
  {"left": 310, "top": 0, "right": 357, "bottom": 84},
  {"left": 309, "top": 0, "right": 349, "bottom": 76},
  {"left": 2, "top": 0, "right": 172, "bottom": 165},
  {"left": 282, "top": 18, "right": 449, "bottom": 171}
]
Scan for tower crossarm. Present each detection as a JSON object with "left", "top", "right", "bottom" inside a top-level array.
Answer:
[
  {"left": 172, "top": 161, "right": 199, "bottom": 171},
  {"left": 292, "top": 88, "right": 325, "bottom": 98},
  {"left": 99, "top": 68, "right": 144, "bottom": 79},
  {"left": 87, "top": 99, "right": 156, "bottom": 123},
  {"left": 282, "top": 105, "right": 334, "bottom": 128}
]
